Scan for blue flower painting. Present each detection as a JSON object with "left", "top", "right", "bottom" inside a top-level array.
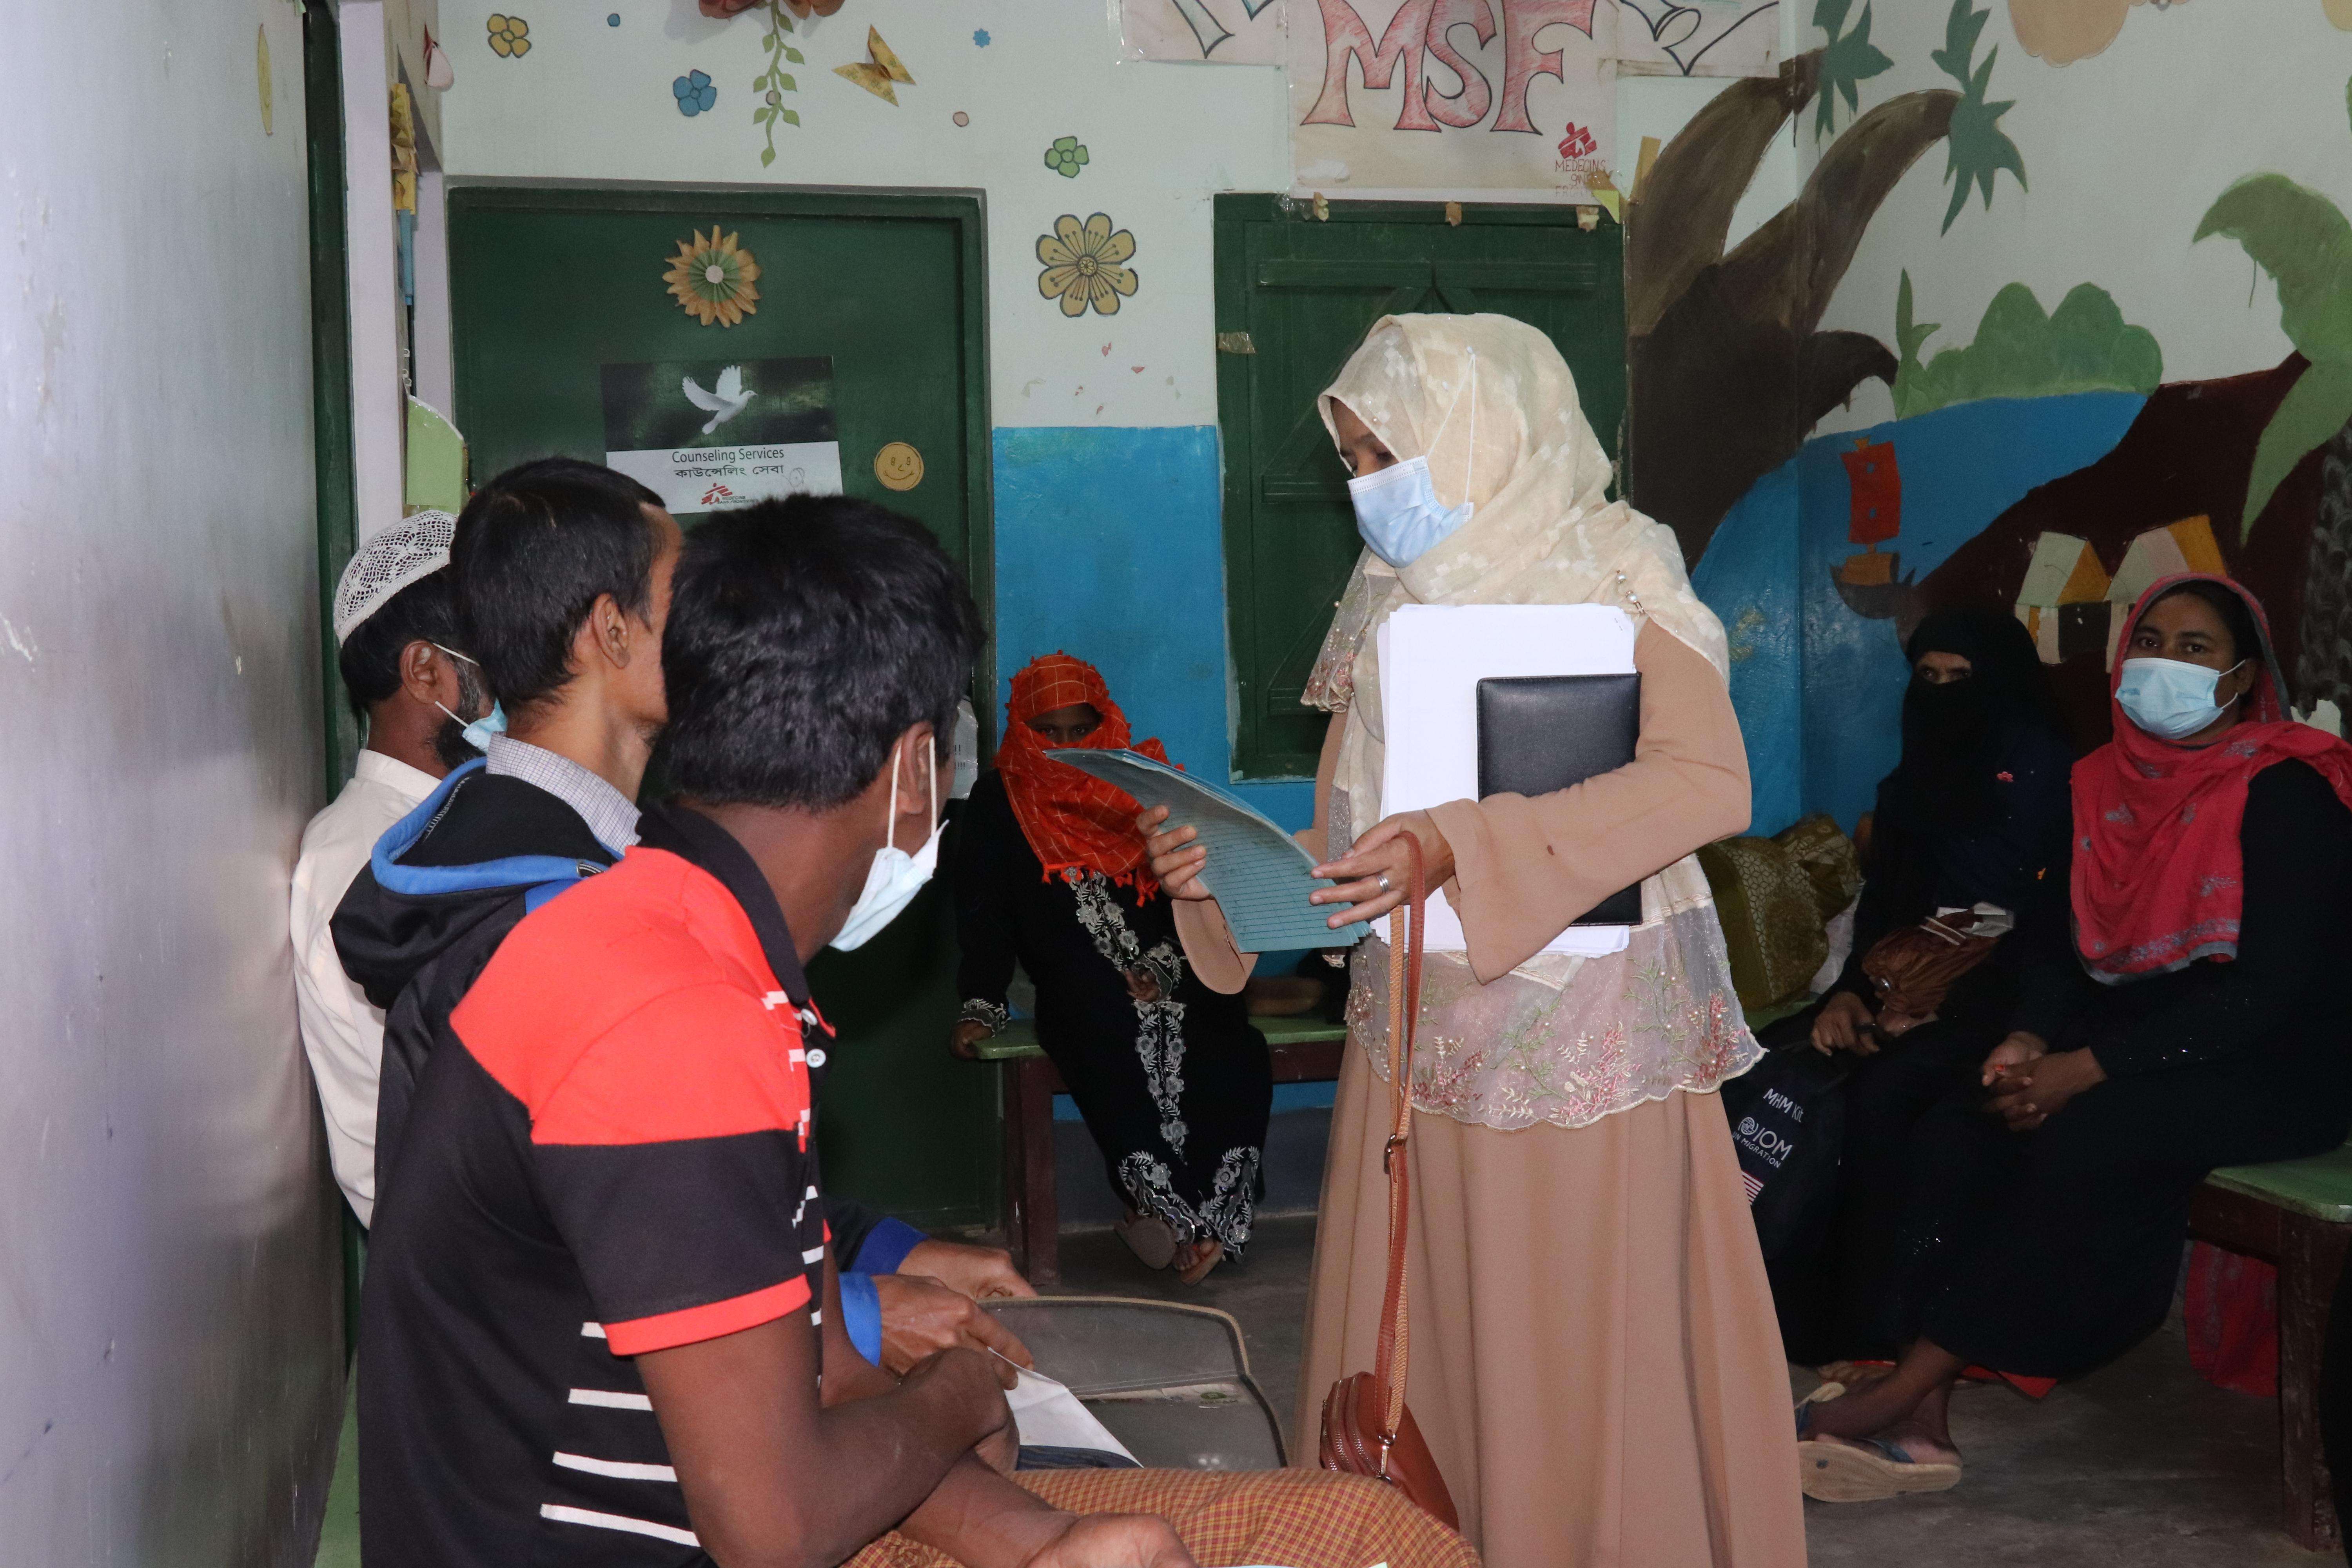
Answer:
[{"left": 673, "top": 69, "right": 717, "bottom": 117}]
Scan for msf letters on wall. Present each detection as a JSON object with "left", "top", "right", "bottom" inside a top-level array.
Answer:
[{"left": 1289, "top": 0, "right": 1618, "bottom": 199}]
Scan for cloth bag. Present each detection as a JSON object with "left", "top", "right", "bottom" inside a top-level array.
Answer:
[
  {"left": 1696, "top": 836, "right": 1830, "bottom": 1013},
  {"left": 1721, "top": 1044, "right": 1852, "bottom": 1263},
  {"left": 1318, "top": 836, "right": 1461, "bottom": 1531}
]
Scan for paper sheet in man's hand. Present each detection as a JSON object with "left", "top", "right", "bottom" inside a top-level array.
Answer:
[{"left": 1045, "top": 748, "right": 1363, "bottom": 951}]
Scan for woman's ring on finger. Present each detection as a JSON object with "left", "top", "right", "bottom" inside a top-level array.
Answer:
[{"left": 1376, "top": 873, "right": 1392, "bottom": 893}]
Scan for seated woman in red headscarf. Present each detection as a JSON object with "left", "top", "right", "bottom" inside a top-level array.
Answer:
[
  {"left": 1794, "top": 575, "right": 2352, "bottom": 1502},
  {"left": 950, "top": 655, "right": 1271, "bottom": 1285}
]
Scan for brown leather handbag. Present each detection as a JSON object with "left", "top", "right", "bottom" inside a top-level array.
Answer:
[
  {"left": 1857, "top": 904, "right": 2011, "bottom": 1030},
  {"left": 1318, "top": 835, "right": 1461, "bottom": 1531}
]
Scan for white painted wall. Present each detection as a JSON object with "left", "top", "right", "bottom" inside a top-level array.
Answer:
[
  {"left": 440, "top": 0, "right": 1287, "bottom": 426},
  {"left": 1814, "top": 1, "right": 2352, "bottom": 436},
  {"left": 0, "top": 3, "right": 342, "bottom": 1562},
  {"left": 435, "top": 0, "right": 1794, "bottom": 430}
]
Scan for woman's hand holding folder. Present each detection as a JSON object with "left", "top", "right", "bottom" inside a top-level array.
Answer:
[
  {"left": 1310, "top": 811, "right": 1454, "bottom": 928},
  {"left": 1140, "top": 804, "right": 1453, "bottom": 930}
]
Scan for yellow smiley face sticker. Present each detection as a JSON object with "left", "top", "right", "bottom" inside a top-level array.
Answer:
[{"left": 874, "top": 441, "right": 925, "bottom": 492}]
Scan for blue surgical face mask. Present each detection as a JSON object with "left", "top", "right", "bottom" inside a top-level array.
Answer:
[
  {"left": 429, "top": 643, "right": 508, "bottom": 753},
  {"left": 2116, "top": 656, "right": 2246, "bottom": 742},
  {"left": 1348, "top": 456, "right": 1474, "bottom": 569},
  {"left": 1345, "top": 348, "right": 1478, "bottom": 570},
  {"left": 830, "top": 739, "right": 946, "bottom": 951}
]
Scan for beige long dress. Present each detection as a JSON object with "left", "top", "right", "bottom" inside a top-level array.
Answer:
[{"left": 1175, "top": 314, "right": 1806, "bottom": 1568}]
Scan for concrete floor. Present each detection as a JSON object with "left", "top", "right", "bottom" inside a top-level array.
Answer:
[{"left": 1047, "top": 1212, "right": 2337, "bottom": 1567}]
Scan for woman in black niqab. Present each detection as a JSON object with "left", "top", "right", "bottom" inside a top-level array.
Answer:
[
  {"left": 1866, "top": 607, "right": 2076, "bottom": 931},
  {"left": 1763, "top": 605, "right": 2078, "bottom": 1365}
]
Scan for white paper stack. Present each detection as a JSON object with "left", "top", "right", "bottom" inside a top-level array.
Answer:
[
  {"left": 1004, "top": 1367, "right": 1139, "bottom": 1465},
  {"left": 1378, "top": 603, "right": 1639, "bottom": 957}
]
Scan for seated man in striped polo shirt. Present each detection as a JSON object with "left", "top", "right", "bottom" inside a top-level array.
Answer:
[{"left": 357, "top": 494, "right": 1477, "bottom": 1568}]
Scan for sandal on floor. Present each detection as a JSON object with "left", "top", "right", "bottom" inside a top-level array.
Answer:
[
  {"left": 1114, "top": 1211, "right": 1177, "bottom": 1270},
  {"left": 1793, "top": 1396, "right": 1961, "bottom": 1502}
]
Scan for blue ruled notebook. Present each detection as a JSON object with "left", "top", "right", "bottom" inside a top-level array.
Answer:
[{"left": 1044, "top": 748, "right": 1364, "bottom": 951}]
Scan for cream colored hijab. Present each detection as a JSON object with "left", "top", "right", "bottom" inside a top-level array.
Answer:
[{"left": 1303, "top": 313, "right": 1728, "bottom": 829}]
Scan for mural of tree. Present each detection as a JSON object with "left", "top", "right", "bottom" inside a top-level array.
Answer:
[
  {"left": 2195, "top": 77, "right": 2352, "bottom": 715},
  {"left": 1627, "top": 0, "right": 2025, "bottom": 565},
  {"left": 1892, "top": 270, "right": 2161, "bottom": 418},
  {"left": 2196, "top": 191, "right": 2352, "bottom": 530}
]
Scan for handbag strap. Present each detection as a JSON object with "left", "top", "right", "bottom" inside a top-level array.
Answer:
[{"left": 1372, "top": 834, "right": 1427, "bottom": 1455}]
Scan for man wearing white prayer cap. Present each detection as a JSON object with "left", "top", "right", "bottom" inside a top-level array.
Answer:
[{"left": 289, "top": 510, "right": 501, "bottom": 1227}]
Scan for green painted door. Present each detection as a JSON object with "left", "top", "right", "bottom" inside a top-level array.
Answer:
[
  {"left": 1213, "top": 195, "right": 1626, "bottom": 779},
  {"left": 449, "top": 186, "right": 998, "bottom": 1229}
]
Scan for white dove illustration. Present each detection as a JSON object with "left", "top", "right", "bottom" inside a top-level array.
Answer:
[{"left": 681, "top": 365, "right": 753, "bottom": 434}]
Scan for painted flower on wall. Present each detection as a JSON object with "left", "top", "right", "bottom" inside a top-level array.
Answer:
[
  {"left": 1037, "top": 214, "right": 1138, "bottom": 318},
  {"left": 673, "top": 69, "right": 719, "bottom": 115},
  {"left": 664, "top": 229, "right": 762, "bottom": 327},
  {"left": 486, "top": 14, "right": 531, "bottom": 58},
  {"left": 1044, "top": 136, "right": 1091, "bottom": 179}
]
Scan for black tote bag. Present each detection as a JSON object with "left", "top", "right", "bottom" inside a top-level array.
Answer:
[{"left": 1720, "top": 1044, "right": 1853, "bottom": 1263}]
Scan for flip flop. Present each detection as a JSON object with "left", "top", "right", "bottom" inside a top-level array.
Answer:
[
  {"left": 1793, "top": 1396, "right": 1962, "bottom": 1502},
  {"left": 1114, "top": 1210, "right": 1176, "bottom": 1270}
]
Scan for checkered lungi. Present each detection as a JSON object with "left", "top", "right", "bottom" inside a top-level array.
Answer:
[{"left": 841, "top": 1466, "right": 1479, "bottom": 1568}]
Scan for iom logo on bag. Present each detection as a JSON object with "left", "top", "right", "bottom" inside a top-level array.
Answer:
[{"left": 1735, "top": 1114, "right": 1796, "bottom": 1170}]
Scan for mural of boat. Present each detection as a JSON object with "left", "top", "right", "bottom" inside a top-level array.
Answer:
[{"left": 1831, "top": 437, "right": 1915, "bottom": 619}]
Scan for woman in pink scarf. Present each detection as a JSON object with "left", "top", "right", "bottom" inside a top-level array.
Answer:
[{"left": 1794, "top": 575, "right": 2352, "bottom": 1501}]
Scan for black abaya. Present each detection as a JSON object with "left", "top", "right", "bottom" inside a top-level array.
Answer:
[
  {"left": 1849, "top": 759, "right": 2352, "bottom": 1378},
  {"left": 953, "top": 771, "right": 1272, "bottom": 1255}
]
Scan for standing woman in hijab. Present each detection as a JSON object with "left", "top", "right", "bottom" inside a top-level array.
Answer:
[
  {"left": 1794, "top": 576, "right": 2352, "bottom": 1500},
  {"left": 952, "top": 654, "right": 1271, "bottom": 1284},
  {"left": 1143, "top": 316, "right": 1804, "bottom": 1566},
  {"left": 1766, "top": 608, "right": 2075, "bottom": 1364}
]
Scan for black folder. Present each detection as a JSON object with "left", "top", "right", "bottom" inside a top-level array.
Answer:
[{"left": 1474, "top": 673, "right": 1643, "bottom": 926}]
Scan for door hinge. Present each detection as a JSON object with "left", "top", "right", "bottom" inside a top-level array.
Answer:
[{"left": 1216, "top": 331, "right": 1257, "bottom": 356}]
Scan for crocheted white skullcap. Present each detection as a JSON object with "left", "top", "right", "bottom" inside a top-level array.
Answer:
[{"left": 333, "top": 510, "right": 457, "bottom": 645}]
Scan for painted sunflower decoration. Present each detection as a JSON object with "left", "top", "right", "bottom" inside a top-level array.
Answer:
[
  {"left": 663, "top": 229, "right": 762, "bottom": 327},
  {"left": 1036, "top": 213, "right": 1138, "bottom": 318}
]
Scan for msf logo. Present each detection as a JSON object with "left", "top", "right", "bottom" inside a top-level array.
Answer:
[{"left": 1301, "top": 0, "right": 1598, "bottom": 136}]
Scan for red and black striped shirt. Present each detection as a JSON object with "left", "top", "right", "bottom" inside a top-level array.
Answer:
[{"left": 360, "top": 804, "right": 832, "bottom": 1566}]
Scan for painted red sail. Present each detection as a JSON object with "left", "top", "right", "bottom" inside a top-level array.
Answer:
[{"left": 1843, "top": 438, "right": 1901, "bottom": 547}]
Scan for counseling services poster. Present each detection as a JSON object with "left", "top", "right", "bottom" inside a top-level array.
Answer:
[{"left": 601, "top": 356, "right": 843, "bottom": 516}]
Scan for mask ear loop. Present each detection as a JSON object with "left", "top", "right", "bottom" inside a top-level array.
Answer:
[{"left": 882, "top": 737, "right": 904, "bottom": 853}]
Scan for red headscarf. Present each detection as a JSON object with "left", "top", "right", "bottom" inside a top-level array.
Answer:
[
  {"left": 996, "top": 654, "right": 1170, "bottom": 898},
  {"left": 2072, "top": 574, "right": 2352, "bottom": 981}
]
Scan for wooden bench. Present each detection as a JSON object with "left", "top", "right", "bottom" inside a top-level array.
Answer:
[
  {"left": 973, "top": 1016, "right": 1348, "bottom": 1286},
  {"left": 2188, "top": 1143, "right": 2352, "bottom": 1550}
]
